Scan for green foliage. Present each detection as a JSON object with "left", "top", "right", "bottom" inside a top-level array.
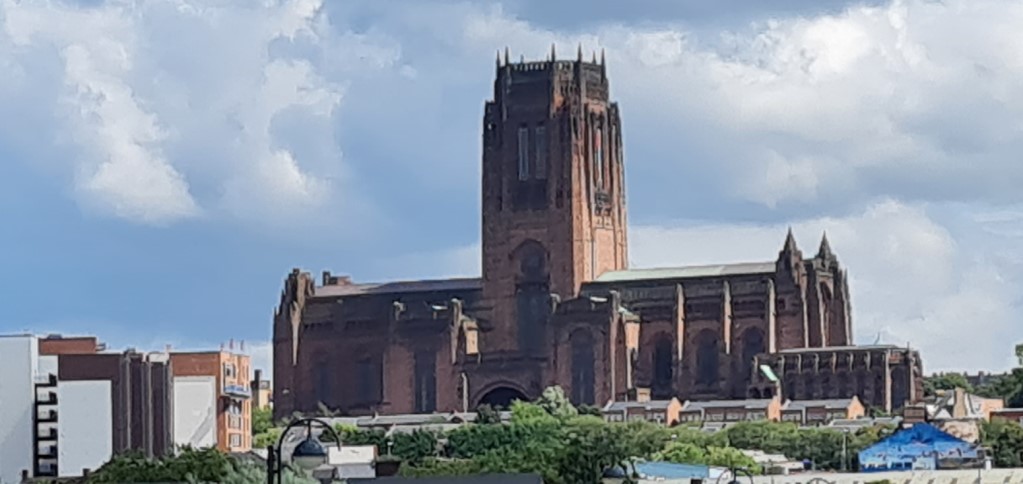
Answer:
[
  {"left": 399, "top": 458, "right": 481, "bottom": 477},
  {"left": 656, "top": 442, "right": 760, "bottom": 473},
  {"left": 982, "top": 419, "right": 1023, "bottom": 467},
  {"left": 475, "top": 403, "right": 502, "bottom": 424},
  {"left": 535, "top": 386, "right": 578, "bottom": 420},
  {"left": 722, "top": 421, "right": 887, "bottom": 471},
  {"left": 87, "top": 447, "right": 317, "bottom": 484},
  {"left": 923, "top": 373, "right": 973, "bottom": 396},
  {"left": 577, "top": 404, "right": 603, "bottom": 417},
  {"left": 254, "top": 427, "right": 282, "bottom": 450},
  {"left": 510, "top": 399, "right": 558, "bottom": 423},
  {"left": 391, "top": 430, "right": 441, "bottom": 463},
  {"left": 251, "top": 406, "right": 274, "bottom": 436}
]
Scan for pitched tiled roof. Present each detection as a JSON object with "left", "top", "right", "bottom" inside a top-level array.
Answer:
[
  {"left": 682, "top": 399, "right": 775, "bottom": 411},
  {"left": 603, "top": 400, "right": 676, "bottom": 412},
  {"left": 785, "top": 399, "right": 855, "bottom": 410}
]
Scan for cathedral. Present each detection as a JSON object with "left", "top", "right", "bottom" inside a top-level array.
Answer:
[{"left": 272, "top": 51, "right": 886, "bottom": 420}]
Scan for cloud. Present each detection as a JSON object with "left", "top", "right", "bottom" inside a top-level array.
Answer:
[
  {"left": 441, "top": 0, "right": 1023, "bottom": 217},
  {"left": 0, "top": 0, "right": 390, "bottom": 227},
  {"left": 631, "top": 200, "right": 1021, "bottom": 372}
]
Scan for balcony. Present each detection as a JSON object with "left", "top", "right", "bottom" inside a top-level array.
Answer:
[
  {"left": 36, "top": 410, "right": 58, "bottom": 423},
  {"left": 35, "top": 390, "right": 57, "bottom": 405},
  {"left": 36, "top": 427, "right": 57, "bottom": 441},
  {"left": 222, "top": 384, "right": 251, "bottom": 399},
  {"left": 38, "top": 445, "right": 57, "bottom": 459}
]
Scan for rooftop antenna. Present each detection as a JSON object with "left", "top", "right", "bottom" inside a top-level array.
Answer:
[{"left": 873, "top": 332, "right": 882, "bottom": 345}]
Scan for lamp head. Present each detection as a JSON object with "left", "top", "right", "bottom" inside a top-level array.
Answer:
[{"left": 291, "top": 436, "right": 328, "bottom": 470}]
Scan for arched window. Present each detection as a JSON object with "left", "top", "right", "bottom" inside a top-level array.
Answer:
[
  {"left": 515, "top": 241, "right": 550, "bottom": 353},
  {"left": 652, "top": 336, "right": 673, "bottom": 399},
  {"left": 571, "top": 330, "right": 595, "bottom": 405},
  {"left": 740, "top": 328, "right": 766, "bottom": 382},
  {"left": 695, "top": 330, "right": 719, "bottom": 386}
]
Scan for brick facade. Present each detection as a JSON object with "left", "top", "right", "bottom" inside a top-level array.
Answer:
[{"left": 272, "top": 52, "right": 892, "bottom": 420}]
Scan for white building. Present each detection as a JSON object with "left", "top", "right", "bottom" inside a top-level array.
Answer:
[
  {"left": 0, "top": 334, "right": 173, "bottom": 481},
  {"left": 0, "top": 335, "right": 39, "bottom": 484}
]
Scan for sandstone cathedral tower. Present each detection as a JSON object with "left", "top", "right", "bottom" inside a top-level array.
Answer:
[{"left": 272, "top": 50, "right": 871, "bottom": 420}]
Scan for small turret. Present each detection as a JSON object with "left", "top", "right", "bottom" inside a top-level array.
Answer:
[{"left": 817, "top": 232, "right": 834, "bottom": 260}]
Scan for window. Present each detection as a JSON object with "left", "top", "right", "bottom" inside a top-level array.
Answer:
[
  {"left": 652, "top": 337, "right": 673, "bottom": 398},
  {"left": 414, "top": 350, "right": 436, "bottom": 413},
  {"left": 695, "top": 330, "right": 720, "bottom": 386},
  {"left": 535, "top": 126, "right": 547, "bottom": 179},
  {"left": 229, "top": 433, "right": 242, "bottom": 448},
  {"left": 356, "top": 357, "right": 383, "bottom": 405},
  {"left": 517, "top": 127, "right": 530, "bottom": 180},
  {"left": 570, "top": 330, "right": 595, "bottom": 405},
  {"left": 594, "top": 124, "right": 604, "bottom": 184}
]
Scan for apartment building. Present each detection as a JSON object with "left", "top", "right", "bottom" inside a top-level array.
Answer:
[
  {"left": 170, "top": 350, "right": 252, "bottom": 453},
  {"left": 0, "top": 334, "right": 172, "bottom": 481}
]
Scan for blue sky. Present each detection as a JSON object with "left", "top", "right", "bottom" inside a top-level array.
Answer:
[{"left": 2, "top": 0, "right": 1023, "bottom": 373}]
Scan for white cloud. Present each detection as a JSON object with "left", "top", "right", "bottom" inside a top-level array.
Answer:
[
  {"left": 0, "top": 0, "right": 390, "bottom": 227},
  {"left": 447, "top": 0, "right": 1023, "bottom": 209}
]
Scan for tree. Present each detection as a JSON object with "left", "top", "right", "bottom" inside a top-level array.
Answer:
[
  {"left": 982, "top": 419, "right": 1023, "bottom": 467},
  {"left": 252, "top": 406, "right": 274, "bottom": 436},
  {"left": 475, "top": 403, "right": 502, "bottom": 425},
  {"left": 577, "top": 404, "right": 604, "bottom": 418},
  {"left": 87, "top": 447, "right": 318, "bottom": 483},
  {"left": 656, "top": 442, "right": 760, "bottom": 473},
  {"left": 535, "top": 386, "right": 578, "bottom": 420},
  {"left": 923, "top": 373, "right": 973, "bottom": 396}
]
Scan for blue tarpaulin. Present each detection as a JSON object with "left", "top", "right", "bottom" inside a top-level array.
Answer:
[{"left": 858, "top": 423, "right": 980, "bottom": 472}]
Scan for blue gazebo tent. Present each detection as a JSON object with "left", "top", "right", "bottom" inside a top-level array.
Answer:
[{"left": 858, "top": 423, "right": 982, "bottom": 472}]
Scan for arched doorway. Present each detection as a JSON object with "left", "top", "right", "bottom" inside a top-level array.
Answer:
[{"left": 477, "top": 386, "right": 529, "bottom": 410}]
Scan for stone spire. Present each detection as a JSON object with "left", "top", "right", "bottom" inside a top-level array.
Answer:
[
  {"left": 817, "top": 231, "right": 834, "bottom": 259},
  {"left": 781, "top": 227, "right": 798, "bottom": 254}
]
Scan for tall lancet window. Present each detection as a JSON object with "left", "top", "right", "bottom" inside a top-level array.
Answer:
[
  {"left": 535, "top": 126, "right": 547, "bottom": 179},
  {"left": 594, "top": 124, "right": 604, "bottom": 185},
  {"left": 517, "top": 127, "right": 530, "bottom": 180}
]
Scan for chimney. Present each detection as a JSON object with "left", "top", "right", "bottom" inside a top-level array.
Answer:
[{"left": 952, "top": 387, "right": 969, "bottom": 419}]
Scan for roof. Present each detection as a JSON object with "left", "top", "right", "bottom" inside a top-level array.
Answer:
[
  {"left": 776, "top": 344, "right": 903, "bottom": 354},
  {"left": 603, "top": 400, "right": 676, "bottom": 412},
  {"left": 785, "top": 399, "right": 856, "bottom": 410},
  {"left": 594, "top": 261, "right": 776, "bottom": 283},
  {"left": 859, "top": 423, "right": 979, "bottom": 462},
  {"left": 605, "top": 462, "right": 715, "bottom": 479},
  {"left": 349, "top": 474, "right": 543, "bottom": 484},
  {"left": 314, "top": 278, "right": 482, "bottom": 297},
  {"left": 682, "top": 399, "right": 775, "bottom": 411}
]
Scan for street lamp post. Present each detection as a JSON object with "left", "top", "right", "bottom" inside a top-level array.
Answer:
[{"left": 266, "top": 417, "right": 343, "bottom": 484}]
